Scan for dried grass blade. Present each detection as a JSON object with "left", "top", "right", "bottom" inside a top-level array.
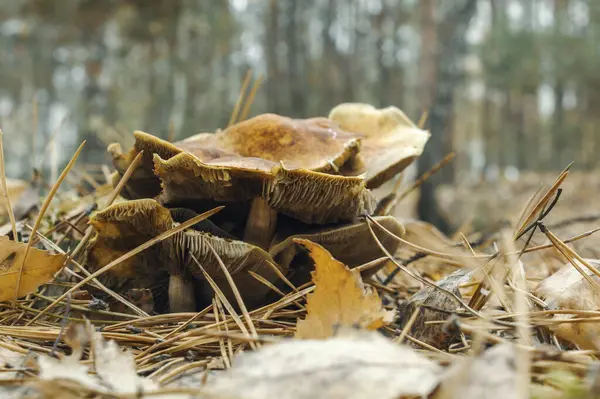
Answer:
[
  {"left": 191, "top": 254, "right": 256, "bottom": 350},
  {"left": 394, "top": 152, "right": 456, "bottom": 205},
  {"left": 228, "top": 69, "right": 253, "bottom": 127},
  {"left": 203, "top": 243, "right": 259, "bottom": 344},
  {"left": 514, "top": 164, "right": 571, "bottom": 239},
  {"left": 239, "top": 74, "right": 263, "bottom": 122},
  {"left": 213, "top": 297, "right": 231, "bottom": 369},
  {"left": 540, "top": 224, "right": 600, "bottom": 293},
  {"left": 365, "top": 214, "right": 486, "bottom": 262}
]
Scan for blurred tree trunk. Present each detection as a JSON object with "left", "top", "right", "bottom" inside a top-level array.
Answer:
[
  {"left": 286, "top": 0, "right": 306, "bottom": 117},
  {"left": 319, "top": 0, "right": 337, "bottom": 112},
  {"left": 417, "top": 0, "right": 477, "bottom": 233},
  {"left": 266, "top": 0, "right": 281, "bottom": 114},
  {"left": 419, "top": 0, "right": 437, "bottom": 112},
  {"left": 551, "top": 0, "right": 567, "bottom": 168}
]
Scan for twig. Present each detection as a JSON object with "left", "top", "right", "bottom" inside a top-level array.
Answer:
[{"left": 0, "top": 130, "right": 18, "bottom": 240}]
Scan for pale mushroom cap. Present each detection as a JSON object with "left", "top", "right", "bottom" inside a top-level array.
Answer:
[
  {"left": 176, "top": 114, "right": 360, "bottom": 172},
  {"left": 328, "top": 103, "right": 430, "bottom": 189}
]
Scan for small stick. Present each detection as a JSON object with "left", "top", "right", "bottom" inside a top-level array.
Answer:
[
  {"left": 0, "top": 130, "right": 18, "bottom": 240},
  {"left": 239, "top": 74, "right": 263, "bottom": 122},
  {"left": 395, "top": 306, "right": 420, "bottom": 345},
  {"left": 69, "top": 150, "right": 144, "bottom": 261},
  {"left": 392, "top": 152, "right": 456, "bottom": 209},
  {"left": 31, "top": 96, "right": 38, "bottom": 169},
  {"left": 167, "top": 119, "right": 176, "bottom": 142},
  {"left": 228, "top": 69, "right": 253, "bottom": 127},
  {"left": 417, "top": 110, "right": 429, "bottom": 129}
]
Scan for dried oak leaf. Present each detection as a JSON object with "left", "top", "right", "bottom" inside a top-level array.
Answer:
[
  {"left": 0, "top": 236, "right": 66, "bottom": 301},
  {"left": 205, "top": 330, "right": 441, "bottom": 399},
  {"left": 295, "top": 239, "right": 393, "bottom": 339},
  {"left": 535, "top": 259, "right": 600, "bottom": 350}
]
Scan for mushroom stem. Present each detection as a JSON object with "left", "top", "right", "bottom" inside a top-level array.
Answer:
[
  {"left": 169, "top": 274, "right": 196, "bottom": 312},
  {"left": 244, "top": 197, "right": 277, "bottom": 249}
]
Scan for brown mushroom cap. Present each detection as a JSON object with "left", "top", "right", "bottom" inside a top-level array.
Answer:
[
  {"left": 154, "top": 152, "right": 376, "bottom": 224},
  {"left": 328, "top": 103, "right": 430, "bottom": 189},
  {"left": 109, "top": 114, "right": 362, "bottom": 199},
  {"left": 183, "top": 114, "right": 361, "bottom": 172},
  {"left": 85, "top": 199, "right": 281, "bottom": 310},
  {"left": 269, "top": 216, "right": 405, "bottom": 278}
]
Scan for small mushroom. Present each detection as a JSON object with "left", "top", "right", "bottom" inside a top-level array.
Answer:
[
  {"left": 269, "top": 216, "right": 405, "bottom": 284},
  {"left": 328, "top": 103, "right": 430, "bottom": 189},
  {"left": 85, "top": 199, "right": 282, "bottom": 312}
]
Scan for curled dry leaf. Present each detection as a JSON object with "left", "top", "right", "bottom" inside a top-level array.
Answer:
[
  {"left": 436, "top": 344, "right": 518, "bottom": 399},
  {"left": 295, "top": 239, "right": 393, "bottom": 339},
  {"left": 535, "top": 259, "right": 600, "bottom": 350},
  {"left": 0, "top": 236, "right": 66, "bottom": 301},
  {"left": 399, "top": 269, "right": 472, "bottom": 349},
  {"left": 205, "top": 330, "right": 441, "bottom": 399}
]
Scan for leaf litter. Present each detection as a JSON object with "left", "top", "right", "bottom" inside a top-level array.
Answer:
[{"left": 0, "top": 95, "right": 599, "bottom": 398}]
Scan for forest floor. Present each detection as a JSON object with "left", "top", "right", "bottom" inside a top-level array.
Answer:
[{"left": 0, "top": 164, "right": 599, "bottom": 398}]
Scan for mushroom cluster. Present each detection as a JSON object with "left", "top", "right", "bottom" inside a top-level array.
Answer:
[{"left": 85, "top": 103, "right": 429, "bottom": 313}]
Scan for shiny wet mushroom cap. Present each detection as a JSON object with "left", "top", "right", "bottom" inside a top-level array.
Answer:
[{"left": 328, "top": 103, "right": 430, "bottom": 189}]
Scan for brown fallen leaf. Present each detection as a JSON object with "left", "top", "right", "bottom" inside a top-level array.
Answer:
[
  {"left": 205, "top": 329, "right": 441, "bottom": 399},
  {"left": 535, "top": 259, "right": 600, "bottom": 350},
  {"left": 294, "top": 239, "right": 393, "bottom": 339},
  {"left": 399, "top": 269, "right": 472, "bottom": 349},
  {"left": 0, "top": 236, "right": 66, "bottom": 301}
]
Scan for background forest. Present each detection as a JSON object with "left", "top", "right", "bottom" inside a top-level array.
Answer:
[{"left": 0, "top": 0, "right": 596, "bottom": 228}]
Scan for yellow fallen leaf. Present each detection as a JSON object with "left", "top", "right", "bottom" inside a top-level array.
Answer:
[
  {"left": 0, "top": 236, "right": 66, "bottom": 301},
  {"left": 295, "top": 238, "right": 393, "bottom": 339}
]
